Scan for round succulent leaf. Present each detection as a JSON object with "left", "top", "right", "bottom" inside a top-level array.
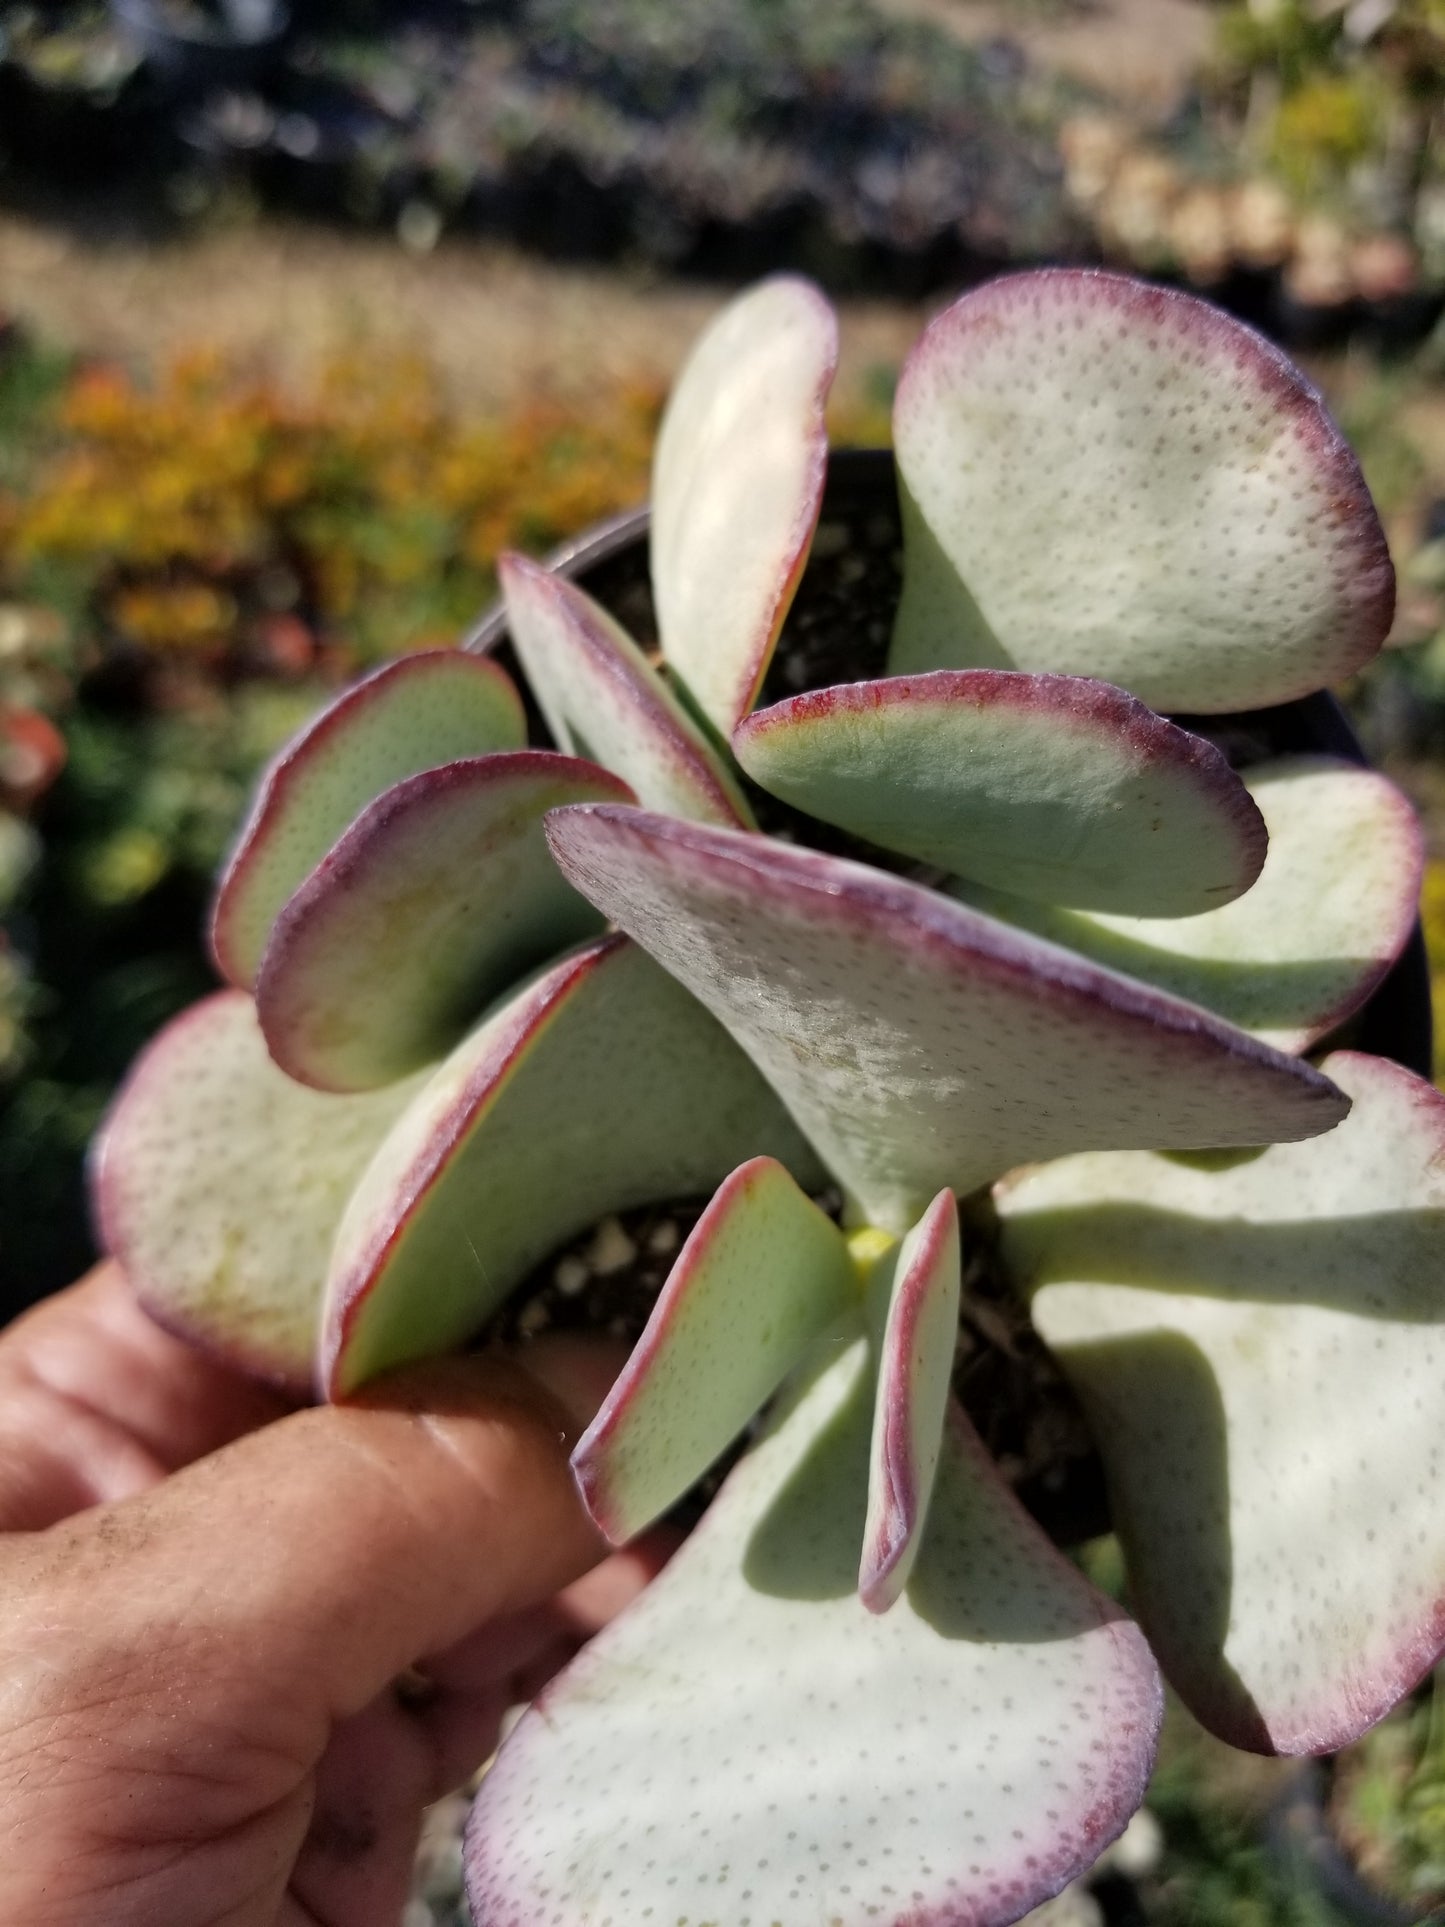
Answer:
[
  {"left": 212, "top": 652, "right": 526, "bottom": 990},
  {"left": 889, "top": 270, "right": 1394, "bottom": 713},
  {"left": 323, "top": 937, "right": 826, "bottom": 1396},
  {"left": 92, "top": 992, "right": 425, "bottom": 1392},
  {"left": 953, "top": 757, "right": 1423, "bottom": 1054},
  {"left": 545, "top": 805, "right": 1349, "bottom": 1233},
  {"left": 256, "top": 752, "right": 633, "bottom": 1093},
  {"left": 652, "top": 276, "right": 838, "bottom": 734},
  {"left": 499, "top": 552, "right": 755, "bottom": 828},
  {"left": 860, "top": 1189, "right": 961, "bottom": 1614},
  {"left": 573, "top": 1157, "right": 854, "bottom": 1545},
  {"left": 735, "top": 671, "right": 1267, "bottom": 916},
  {"left": 999, "top": 1052, "right": 1445, "bottom": 1754},
  {"left": 467, "top": 1328, "right": 1162, "bottom": 1927}
]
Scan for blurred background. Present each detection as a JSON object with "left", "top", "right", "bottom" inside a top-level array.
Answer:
[{"left": 1, "top": 2, "right": 1444, "bottom": 1921}]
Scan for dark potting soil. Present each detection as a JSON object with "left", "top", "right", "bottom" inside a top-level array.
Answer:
[
  {"left": 548, "top": 458, "right": 941, "bottom": 877},
  {"left": 566, "top": 461, "right": 901, "bottom": 712},
  {"left": 756, "top": 503, "right": 899, "bottom": 704},
  {"left": 488, "top": 1197, "right": 719, "bottom": 1349}
]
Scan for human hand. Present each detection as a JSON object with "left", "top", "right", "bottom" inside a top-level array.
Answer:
[{"left": 0, "top": 1265, "right": 651, "bottom": 1926}]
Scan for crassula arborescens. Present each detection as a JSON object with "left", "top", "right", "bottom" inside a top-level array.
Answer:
[{"left": 93, "top": 269, "right": 1440, "bottom": 1927}]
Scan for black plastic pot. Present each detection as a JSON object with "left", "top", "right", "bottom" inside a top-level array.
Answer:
[{"left": 466, "top": 443, "right": 1433, "bottom": 1083}]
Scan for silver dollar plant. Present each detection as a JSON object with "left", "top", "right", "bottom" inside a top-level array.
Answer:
[{"left": 95, "top": 270, "right": 1443, "bottom": 1927}]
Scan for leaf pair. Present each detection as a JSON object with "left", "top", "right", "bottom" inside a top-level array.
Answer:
[
  {"left": 648, "top": 272, "right": 1392, "bottom": 736},
  {"left": 639, "top": 273, "right": 1392, "bottom": 935},
  {"left": 211, "top": 649, "right": 637, "bottom": 1092},
  {"left": 573, "top": 1162, "right": 958, "bottom": 1614},
  {"left": 464, "top": 1047, "right": 1445, "bottom": 1927},
  {"left": 472, "top": 1183, "right": 1162, "bottom": 1927},
  {"left": 96, "top": 938, "right": 822, "bottom": 1395},
  {"left": 508, "top": 528, "right": 1274, "bottom": 923}
]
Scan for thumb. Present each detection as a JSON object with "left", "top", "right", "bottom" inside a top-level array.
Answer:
[{"left": 17, "top": 1336, "right": 623, "bottom": 1741}]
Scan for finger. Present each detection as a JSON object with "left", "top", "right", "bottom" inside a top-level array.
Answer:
[
  {"left": 421, "top": 1529, "right": 680, "bottom": 1698},
  {"left": 414, "top": 1534, "right": 677, "bottom": 1791},
  {"left": 291, "top": 1694, "right": 438, "bottom": 1927},
  {"left": 551, "top": 1524, "right": 682, "bottom": 1635},
  {"left": 0, "top": 1266, "right": 291, "bottom": 1528},
  {"left": 19, "top": 1334, "right": 628, "bottom": 1754},
  {"left": 288, "top": 1533, "right": 683, "bottom": 1925}
]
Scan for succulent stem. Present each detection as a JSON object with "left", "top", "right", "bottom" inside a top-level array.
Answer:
[{"left": 845, "top": 1223, "right": 899, "bottom": 1299}]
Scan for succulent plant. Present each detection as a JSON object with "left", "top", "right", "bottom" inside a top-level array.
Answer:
[{"left": 92, "top": 268, "right": 1440, "bottom": 1927}]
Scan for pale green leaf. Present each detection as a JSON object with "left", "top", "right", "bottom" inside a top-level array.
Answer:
[
  {"left": 953, "top": 757, "right": 1422, "bottom": 1052},
  {"left": 500, "top": 552, "right": 754, "bottom": 827},
  {"left": 547, "top": 805, "right": 1348, "bottom": 1231},
  {"left": 212, "top": 652, "right": 525, "bottom": 988},
  {"left": 256, "top": 752, "right": 631, "bottom": 1091},
  {"left": 93, "top": 991, "right": 424, "bottom": 1390},
  {"left": 653, "top": 277, "right": 837, "bottom": 733},
  {"left": 737, "top": 670, "right": 1266, "bottom": 916},
  {"left": 573, "top": 1156, "right": 853, "bottom": 1543},
  {"left": 323, "top": 938, "right": 826, "bottom": 1395},
  {"left": 468, "top": 1329, "right": 1161, "bottom": 1927},
  {"left": 1000, "top": 1051, "right": 1445, "bottom": 1753},
  {"left": 890, "top": 271, "right": 1393, "bottom": 712}
]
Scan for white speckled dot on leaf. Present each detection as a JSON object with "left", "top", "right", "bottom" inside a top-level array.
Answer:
[
  {"left": 323, "top": 937, "right": 825, "bottom": 1396},
  {"left": 466, "top": 1330, "right": 1162, "bottom": 1927},
  {"left": 652, "top": 276, "right": 837, "bottom": 734},
  {"left": 953, "top": 757, "right": 1423, "bottom": 1053},
  {"left": 545, "top": 805, "right": 1348, "bottom": 1232},
  {"left": 212, "top": 651, "right": 526, "bottom": 989},
  {"left": 92, "top": 991, "right": 425, "bottom": 1391},
  {"left": 1000, "top": 1051, "right": 1445, "bottom": 1754},
  {"left": 890, "top": 270, "right": 1394, "bottom": 713},
  {"left": 735, "top": 670, "right": 1266, "bottom": 916}
]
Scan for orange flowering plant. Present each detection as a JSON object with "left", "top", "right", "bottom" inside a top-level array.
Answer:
[
  {"left": 5, "top": 347, "right": 661, "bottom": 670},
  {"left": 0, "top": 336, "right": 667, "bottom": 1296}
]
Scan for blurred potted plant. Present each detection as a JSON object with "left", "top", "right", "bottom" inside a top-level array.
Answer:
[{"left": 109, "top": 0, "right": 288, "bottom": 89}]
